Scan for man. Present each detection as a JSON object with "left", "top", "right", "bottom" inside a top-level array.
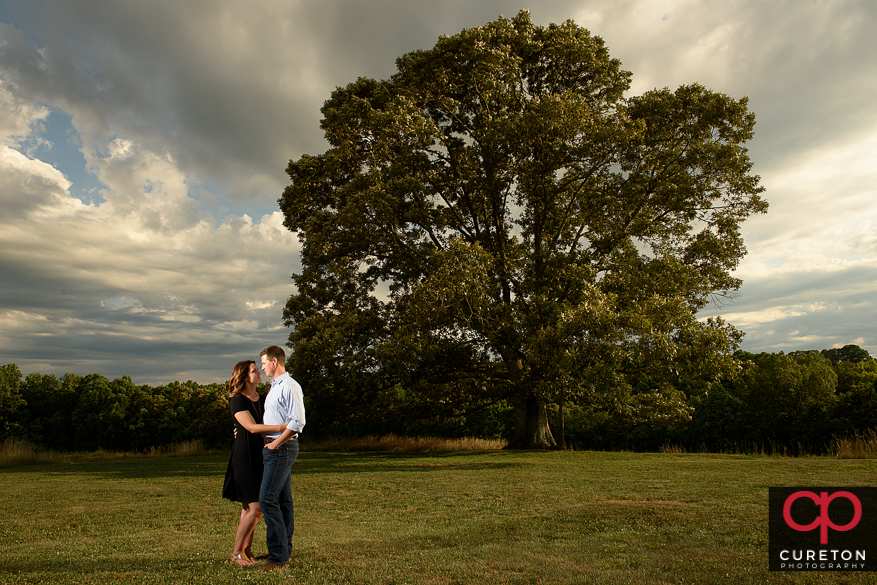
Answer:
[{"left": 255, "top": 345, "right": 306, "bottom": 572}]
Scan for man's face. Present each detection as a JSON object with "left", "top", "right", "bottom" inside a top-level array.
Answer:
[{"left": 261, "top": 355, "right": 277, "bottom": 379}]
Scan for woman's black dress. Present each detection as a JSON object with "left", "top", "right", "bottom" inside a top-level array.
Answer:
[{"left": 222, "top": 393, "right": 266, "bottom": 503}]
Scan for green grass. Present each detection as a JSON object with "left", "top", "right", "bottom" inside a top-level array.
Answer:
[
  {"left": 0, "top": 438, "right": 217, "bottom": 468},
  {"left": 0, "top": 450, "right": 875, "bottom": 584}
]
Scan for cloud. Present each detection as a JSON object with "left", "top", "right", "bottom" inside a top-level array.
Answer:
[
  {"left": 717, "top": 128, "right": 877, "bottom": 352},
  {"left": 0, "top": 75, "right": 299, "bottom": 383},
  {"left": 577, "top": 1, "right": 877, "bottom": 172},
  {"left": 1, "top": 0, "right": 876, "bottom": 384}
]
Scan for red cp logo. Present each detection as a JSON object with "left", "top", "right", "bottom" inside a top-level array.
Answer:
[{"left": 783, "top": 491, "right": 862, "bottom": 544}]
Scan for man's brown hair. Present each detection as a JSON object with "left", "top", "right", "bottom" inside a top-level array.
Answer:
[{"left": 260, "top": 345, "right": 286, "bottom": 364}]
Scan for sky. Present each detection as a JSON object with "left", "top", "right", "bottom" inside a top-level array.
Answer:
[{"left": 1, "top": 0, "right": 876, "bottom": 385}]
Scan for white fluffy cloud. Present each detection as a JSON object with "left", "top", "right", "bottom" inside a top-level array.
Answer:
[
  {"left": 0, "top": 75, "right": 299, "bottom": 383},
  {"left": 699, "top": 124, "right": 877, "bottom": 353}
]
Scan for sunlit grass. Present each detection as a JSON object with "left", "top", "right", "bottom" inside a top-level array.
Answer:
[
  {"left": 5, "top": 429, "right": 875, "bottom": 471},
  {"left": 2, "top": 449, "right": 875, "bottom": 584},
  {"left": 304, "top": 434, "right": 507, "bottom": 452},
  {"left": 0, "top": 438, "right": 216, "bottom": 468},
  {"left": 147, "top": 439, "right": 213, "bottom": 457},
  {"left": 830, "top": 429, "right": 877, "bottom": 459},
  {"left": 661, "top": 430, "right": 877, "bottom": 459},
  {"left": 0, "top": 436, "right": 504, "bottom": 469},
  {"left": 0, "top": 438, "right": 65, "bottom": 467}
]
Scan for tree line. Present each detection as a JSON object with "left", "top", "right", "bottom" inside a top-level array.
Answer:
[
  {"left": 295, "top": 343, "right": 877, "bottom": 454},
  {"left": 568, "top": 345, "right": 877, "bottom": 453},
  {"left": 0, "top": 369, "right": 232, "bottom": 452},
  {"left": 1, "top": 345, "right": 874, "bottom": 454}
]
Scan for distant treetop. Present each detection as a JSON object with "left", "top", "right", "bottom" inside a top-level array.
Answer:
[{"left": 821, "top": 345, "right": 872, "bottom": 364}]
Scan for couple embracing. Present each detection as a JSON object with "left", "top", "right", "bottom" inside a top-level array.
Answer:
[{"left": 222, "top": 345, "right": 306, "bottom": 572}]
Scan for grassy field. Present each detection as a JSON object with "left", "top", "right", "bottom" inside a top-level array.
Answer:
[{"left": 0, "top": 449, "right": 875, "bottom": 584}]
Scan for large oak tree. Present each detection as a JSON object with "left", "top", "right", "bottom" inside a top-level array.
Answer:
[{"left": 280, "top": 11, "right": 766, "bottom": 448}]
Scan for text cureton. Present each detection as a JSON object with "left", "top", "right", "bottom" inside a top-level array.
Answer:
[{"left": 780, "top": 550, "right": 865, "bottom": 562}]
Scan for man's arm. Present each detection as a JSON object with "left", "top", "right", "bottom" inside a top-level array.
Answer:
[{"left": 265, "top": 427, "right": 297, "bottom": 450}]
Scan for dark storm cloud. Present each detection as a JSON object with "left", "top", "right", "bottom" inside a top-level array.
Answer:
[{"left": 1, "top": 1, "right": 876, "bottom": 383}]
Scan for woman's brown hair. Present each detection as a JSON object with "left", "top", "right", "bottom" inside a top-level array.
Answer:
[{"left": 227, "top": 360, "right": 256, "bottom": 398}]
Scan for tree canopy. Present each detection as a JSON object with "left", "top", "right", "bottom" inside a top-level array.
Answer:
[
  {"left": 3, "top": 347, "right": 875, "bottom": 454},
  {"left": 279, "top": 11, "right": 767, "bottom": 448}
]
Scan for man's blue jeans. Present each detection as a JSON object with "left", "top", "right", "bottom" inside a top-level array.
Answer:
[{"left": 259, "top": 439, "right": 299, "bottom": 565}]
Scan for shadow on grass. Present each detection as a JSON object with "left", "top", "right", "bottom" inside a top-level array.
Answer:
[
  {"left": 296, "top": 450, "right": 525, "bottom": 475},
  {"left": 0, "top": 455, "right": 228, "bottom": 479},
  {"left": 0, "top": 451, "right": 524, "bottom": 480}
]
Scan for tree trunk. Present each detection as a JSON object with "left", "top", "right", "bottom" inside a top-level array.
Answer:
[
  {"left": 558, "top": 393, "right": 567, "bottom": 450},
  {"left": 500, "top": 354, "right": 556, "bottom": 449},
  {"left": 507, "top": 390, "right": 556, "bottom": 449}
]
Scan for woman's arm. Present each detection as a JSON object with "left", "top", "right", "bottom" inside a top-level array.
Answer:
[{"left": 233, "top": 410, "right": 287, "bottom": 435}]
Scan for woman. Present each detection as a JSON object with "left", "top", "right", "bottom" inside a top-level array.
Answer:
[{"left": 222, "top": 360, "right": 287, "bottom": 566}]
